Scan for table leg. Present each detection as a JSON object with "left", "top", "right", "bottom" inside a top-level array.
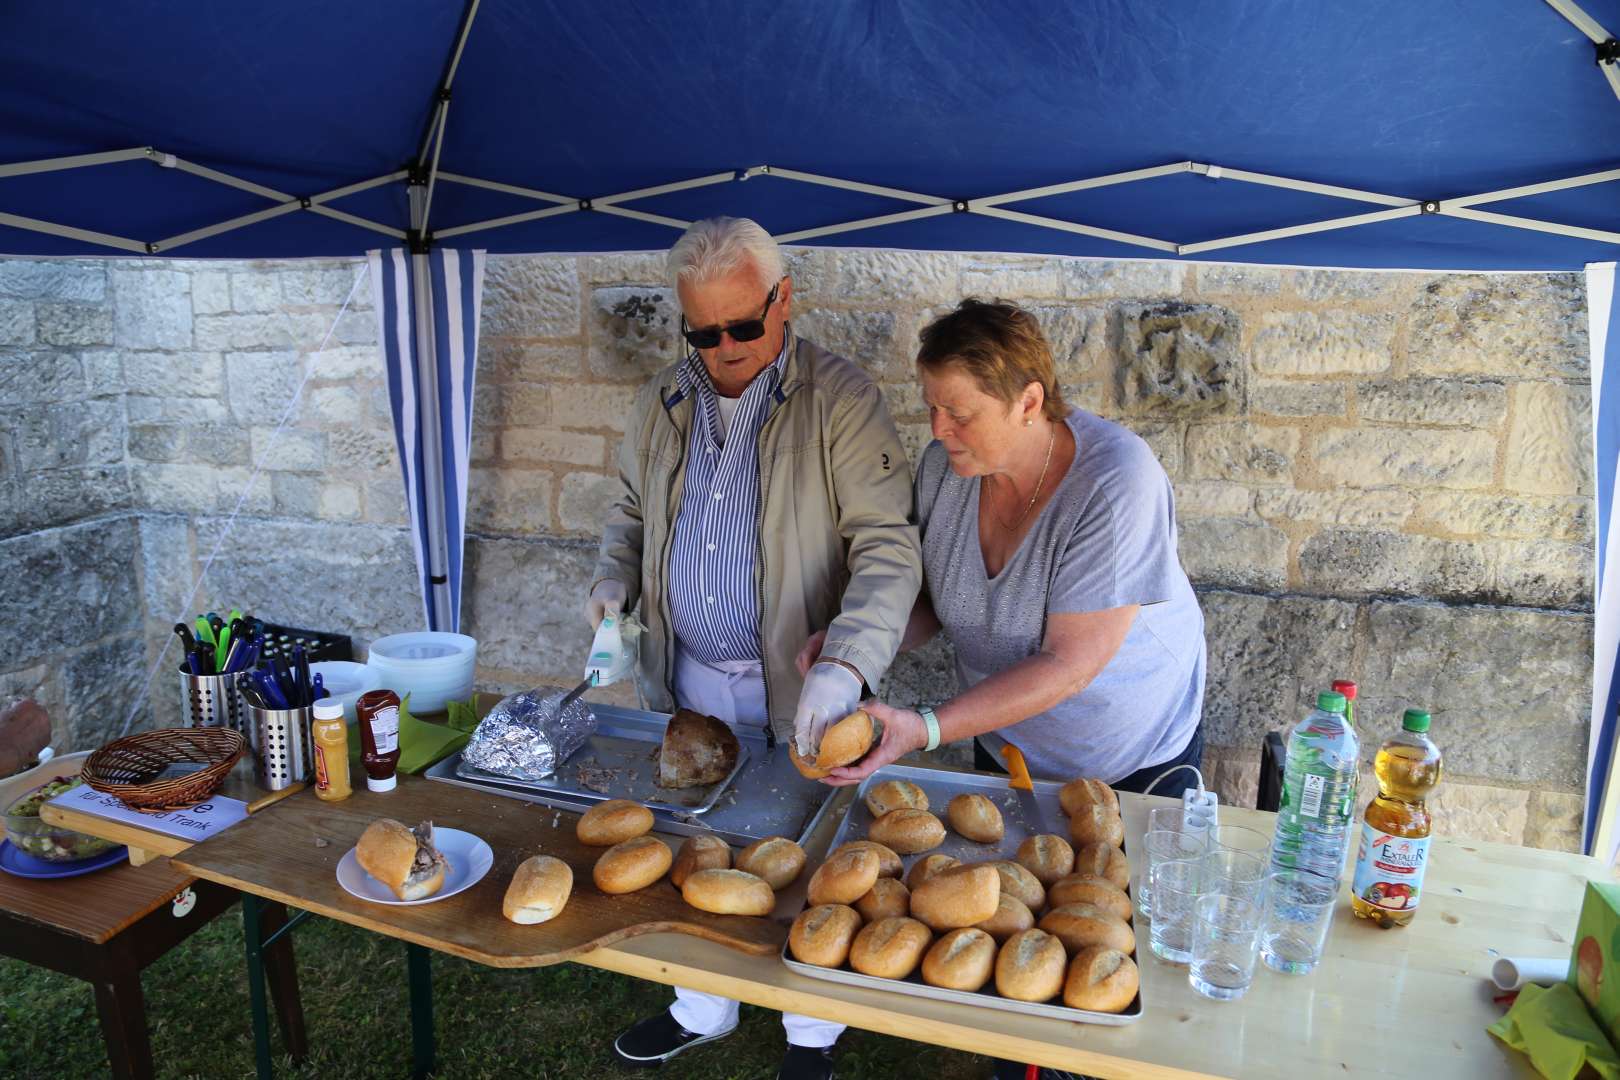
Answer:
[
  {"left": 407, "top": 942, "right": 435, "bottom": 1079},
  {"left": 242, "top": 893, "right": 274, "bottom": 1080},
  {"left": 258, "top": 901, "right": 308, "bottom": 1061},
  {"left": 91, "top": 950, "right": 153, "bottom": 1080}
]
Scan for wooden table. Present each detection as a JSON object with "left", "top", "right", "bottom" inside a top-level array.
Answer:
[
  {"left": 61, "top": 770, "right": 1614, "bottom": 1080},
  {"left": 3, "top": 761, "right": 307, "bottom": 1080}
]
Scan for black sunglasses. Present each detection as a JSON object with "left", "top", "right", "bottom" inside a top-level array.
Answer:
[{"left": 681, "top": 280, "right": 781, "bottom": 350}]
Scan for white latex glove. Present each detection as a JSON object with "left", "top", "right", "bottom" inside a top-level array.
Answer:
[
  {"left": 584, "top": 579, "right": 627, "bottom": 630},
  {"left": 792, "top": 660, "right": 863, "bottom": 759}
]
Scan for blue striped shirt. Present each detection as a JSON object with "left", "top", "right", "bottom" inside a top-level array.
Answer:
[{"left": 667, "top": 346, "right": 787, "bottom": 664}]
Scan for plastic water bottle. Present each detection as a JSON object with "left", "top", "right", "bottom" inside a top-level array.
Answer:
[{"left": 1271, "top": 690, "right": 1360, "bottom": 879}]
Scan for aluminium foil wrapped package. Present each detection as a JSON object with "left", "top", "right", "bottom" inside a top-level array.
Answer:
[{"left": 461, "top": 686, "right": 596, "bottom": 780}]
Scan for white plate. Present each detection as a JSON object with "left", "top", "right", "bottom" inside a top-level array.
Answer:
[{"left": 335, "top": 827, "right": 493, "bottom": 905}]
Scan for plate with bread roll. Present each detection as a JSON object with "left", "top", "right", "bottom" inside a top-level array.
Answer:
[
  {"left": 338, "top": 819, "right": 494, "bottom": 905},
  {"left": 780, "top": 764, "right": 1141, "bottom": 1025}
]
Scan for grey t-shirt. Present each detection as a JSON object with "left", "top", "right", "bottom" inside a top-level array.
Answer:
[{"left": 916, "top": 408, "right": 1206, "bottom": 783}]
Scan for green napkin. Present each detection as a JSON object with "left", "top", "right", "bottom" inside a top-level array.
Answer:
[
  {"left": 346, "top": 696, "right": 475, "bottom": 776},
  {"left": 1488, "top": 982, "right": 1620, "bottom": 1080}
]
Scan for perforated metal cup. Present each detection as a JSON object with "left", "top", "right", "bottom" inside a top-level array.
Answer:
[
  {"left": 248, "top": 703, "right": 312, "bottom": 790},
  {"left": 180, "top": 668, "right": 248, "bottom": 738}
]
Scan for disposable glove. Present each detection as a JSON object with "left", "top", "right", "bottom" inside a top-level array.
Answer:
[
  {"left": 792, "top": 660, "right": 863, "bottom": 759},
  {"left": 584, "top": 579, "right": 627, "bottom": 630}
]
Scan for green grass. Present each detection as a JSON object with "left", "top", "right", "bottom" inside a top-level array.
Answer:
[{"left": 0, "top": 911, "right": 993, "bottom": 1079}]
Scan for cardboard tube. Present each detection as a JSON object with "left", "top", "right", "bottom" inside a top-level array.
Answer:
[{"left": 1491, "top": 956, "right": 1568, "bottom": 991}]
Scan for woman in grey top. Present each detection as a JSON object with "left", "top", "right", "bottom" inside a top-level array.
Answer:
[{"left": 800, "top": 299, "right": 1206, "bottom": 798}]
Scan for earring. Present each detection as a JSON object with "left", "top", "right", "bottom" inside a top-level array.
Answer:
[{"left": 1025, "top": 419, "right": 1033, "bottom": 426}]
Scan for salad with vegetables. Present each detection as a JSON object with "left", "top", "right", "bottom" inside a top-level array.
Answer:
[{"left": 5, "top": 777, "right": 117, "bottom": 862}]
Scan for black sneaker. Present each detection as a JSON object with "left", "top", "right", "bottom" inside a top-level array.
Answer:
[
  {"left": 777, "top": 1044, "right": 836, "bottom": 1080},
  {"left": 611, "top": 1011, "right": 735, "bottom": 1067}
]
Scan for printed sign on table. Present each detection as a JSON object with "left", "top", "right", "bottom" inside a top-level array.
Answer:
[{"left": 47, "top": 785, "right": 248, "bottom": 841}]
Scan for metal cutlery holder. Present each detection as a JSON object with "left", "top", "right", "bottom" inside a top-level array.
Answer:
[
  {"left": 181, "top": 668, "right": 248, "bottom": 737},
  {"left": 246, "top": 702, "right": 312, "bottom": 791}
]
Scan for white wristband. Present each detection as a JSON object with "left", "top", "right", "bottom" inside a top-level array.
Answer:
[{"left": 919, "top": 707, "right": 941, "bottom": 752}]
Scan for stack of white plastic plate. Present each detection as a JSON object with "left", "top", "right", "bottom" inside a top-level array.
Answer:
[{"left": 365, "top": 632, "right": 477, "bottom": 713}]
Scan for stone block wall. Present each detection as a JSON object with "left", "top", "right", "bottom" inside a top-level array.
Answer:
[{"left": 0, "top": 251, "right": 1594, "bottom": 853}]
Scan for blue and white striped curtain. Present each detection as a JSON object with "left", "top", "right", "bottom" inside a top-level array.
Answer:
[
  {"left": 1587, "top": 262, "right": 1619, "bottom": 864},
  {"left": 369, "top": 247, "right": 486, "bottom": 632}
]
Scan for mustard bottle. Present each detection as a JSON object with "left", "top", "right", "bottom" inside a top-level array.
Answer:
[{"left": 311, "top": 700, "right": 353, "bottom": 801}]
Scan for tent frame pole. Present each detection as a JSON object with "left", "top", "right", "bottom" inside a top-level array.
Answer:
[{"left": 408, "top": 186, "right": 455, "bottom": 632}]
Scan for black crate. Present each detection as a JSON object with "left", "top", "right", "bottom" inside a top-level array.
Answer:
[{"left": 254, "top": 623, "right": 353, "bottom": 667}]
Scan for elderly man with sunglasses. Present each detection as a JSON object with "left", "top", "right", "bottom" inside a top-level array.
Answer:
[{"left": 585, "top": 216, "right": 921, "bottom": 1080}]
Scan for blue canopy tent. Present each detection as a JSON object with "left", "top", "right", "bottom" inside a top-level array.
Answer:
[{"left": 3, "top": 0, "right": 1619, "bottom": 854}]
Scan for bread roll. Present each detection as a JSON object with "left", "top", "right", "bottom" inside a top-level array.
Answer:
[
  {"left": 681, "top": 868, "right": 775, "bottom": 916},
  {"left": 670, "top": 834, "right": 731, "bottom": 889},
  {"left": 987, "top": 860, "right": 1046, "bottom": 912},
  {"left": 909, "top": 863, "right": 1001, "bottom": 931},
  {"left": 1073, "top": 842, "right": 1130, "bottom": 891},
  {"left": 864, "top": 778, "right": 929, "bottom": 818},
  {"left": 576, "top": 799, "right": 654, "bottom": 847},
  {"left": 849, "top": 916, "right": 933, "bottom": 979},
  {"left": 1039, "top": 903, "right": 1135, "bottom": 956},
  {"left": 356, "top": 819, "right": 448, "bottom": 901},
  {"left": 502, "top": 855, "right": 572, "bottom": 924},
  {"left": 921, "top": 927, "right": 996, "bottom": 991},
  {"left": 946, "top": 793, "right": 1004, "bottom": 843},
  {"left": 1058, "top": 777, "right": 1119, "bottom": 818},
  {"left": 1064, "top": 947, "right": 1139, "bottom": 1013},
  {"left": 974, "top": 892, "right": 1035, "bottom": 942},
  {"left": 788, "top": 904, "right": 863, "bottom": 967},
  {"left": 1047, "top": 874, "right": 1133, "bottom": 923},
  {"left": 995, "top": 928, "right": 1067, "bottom": 1002},
  {"left": 905, "top": 853, "right": 960, "bottom": 891},
  {"left": 807, "top": 846, "right": 881, "bottom": 906},
  {"left": 869, "top": 808, "right": 946, "bottom": 854},
  {"left": 734, "top": 836, "right": 806, "bottom": 890},
  {"left": 1068, "top": 805, "right": 1125, "bottom": 849},
  {"left": 790, "top": 709, "right": 876, "bottom": 779},
  {"left": 831, "top": 840, "right": 903, "bottom": 879},
  {"left": 592, "top": 835, "right": 672, "bottom": 894},
  {"left": 855, "top": 877, "right": 910, "bottom": 922},
  {"left": 1014, "top": 834, "right": 1075, "bottom": 887}
]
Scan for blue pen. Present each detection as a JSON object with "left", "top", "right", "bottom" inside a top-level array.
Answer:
[{"left": 312, "top": 672, "right": 328, "bottom": 701}]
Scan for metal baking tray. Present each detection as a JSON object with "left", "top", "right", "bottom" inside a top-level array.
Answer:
[
  {"left": 424, "top": 703, "right": 838, "bottom": 848},
  {"left": 780, "top": 763, "right": 1142, "bottom": 1026},
  {"left": 452, "top": 707, "right": 750, "bottom": 815}
]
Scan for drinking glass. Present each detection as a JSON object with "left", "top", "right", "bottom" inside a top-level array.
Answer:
[
  {"left": 1202, "top": 848, "right": 1267, "bottom": 904},
  {"left": 1149, "top": 858, "right": 1203, "bottom": 964},
  {"left": 1213, "top": 823, "right": 1271, "bottom": 861},
  {"left": 1261, "top": 867, "right": 1339, "bottom": 974},
  {"left": 1139, "top": 828, "right": 1207, "bottom": 920},
  {"left": 1189, "top": 893, "right": 1264, "bottom": 1001}
]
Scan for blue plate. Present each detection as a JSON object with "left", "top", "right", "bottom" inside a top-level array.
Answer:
[{"left": 0, "top": 840, "right": 128, "bottom": 879}]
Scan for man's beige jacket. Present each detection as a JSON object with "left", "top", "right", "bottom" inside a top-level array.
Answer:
[{"left": 592, "top": 327, "right": 922, "bottom": 738}]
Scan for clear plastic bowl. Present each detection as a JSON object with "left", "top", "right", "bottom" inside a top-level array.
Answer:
[
  {"left": 4, "top": 778, "right": 118, "bottom": 863},
  {"left": 310, "top": 661, "right": 381, "bottom": 722}
]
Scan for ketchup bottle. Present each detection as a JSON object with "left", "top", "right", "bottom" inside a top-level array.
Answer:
[{"left": 355, "top": 689, "right": 402, "bottom": 792}]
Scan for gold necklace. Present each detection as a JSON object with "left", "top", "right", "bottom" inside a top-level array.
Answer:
[{"left": 985, "top": 425, "right": 1056, "bottom": 532}]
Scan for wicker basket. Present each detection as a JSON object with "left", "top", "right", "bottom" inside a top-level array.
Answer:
[{"left": 81, "top": 728, "right": 247, "bottom": 811}]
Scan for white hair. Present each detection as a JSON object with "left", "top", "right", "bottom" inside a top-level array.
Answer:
[{"left": 666, "top": 216, "right": 784, "bottom": 292}]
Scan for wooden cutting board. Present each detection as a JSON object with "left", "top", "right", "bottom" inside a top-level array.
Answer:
[{"left": 170, "top": 775, "right": 791, "bottom": 967}]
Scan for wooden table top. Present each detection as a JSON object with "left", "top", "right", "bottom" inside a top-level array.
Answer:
[
  {"left": 171, "top": 777, "right": 790, "bottom": 966},
  {"left": 0, "top": 856, "right": 195, "bottom": 944},
  {"left": 67, "top": 763, "right": 1615, "bottom": 1079}
]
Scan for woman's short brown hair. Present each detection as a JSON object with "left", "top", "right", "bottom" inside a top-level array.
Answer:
[{"left": 916, "top": 298, "right": 1068, "bottom": 421}]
